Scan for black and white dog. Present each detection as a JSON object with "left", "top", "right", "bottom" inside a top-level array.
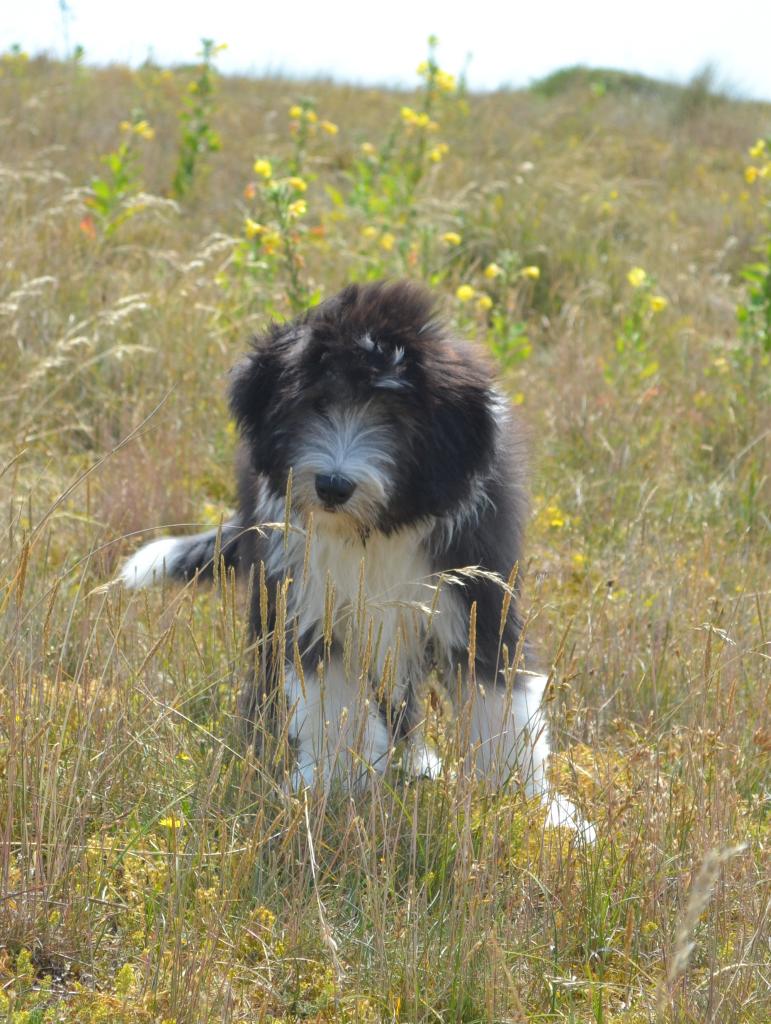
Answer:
[{"left": 122, "top": 280, "right": 587, "bottom": 830}]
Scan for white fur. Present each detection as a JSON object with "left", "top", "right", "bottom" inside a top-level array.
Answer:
[
  {"left": 285, "top": 660, "right": 391, "bottom": 790},
  {"left": 290, "top": 405, "right": 395, "bottom": 527},
  {"left": 120, "top": 537, "right": 182, "bottom": 589},
  {"left": 467, "top": 671, "right": 550, "bottom": 794}
]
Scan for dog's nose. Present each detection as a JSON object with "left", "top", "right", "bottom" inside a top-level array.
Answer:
[{"left": 315, "top": 473, "right": 356, "bottom": 506}]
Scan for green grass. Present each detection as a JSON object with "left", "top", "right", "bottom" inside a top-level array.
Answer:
[{"left": 0, "top": 45, "right": 769, "bottom": 1023}]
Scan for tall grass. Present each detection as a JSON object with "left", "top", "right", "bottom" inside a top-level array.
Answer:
[{"left": 0, "top": 48, "right": 768, "bottom": 1023}]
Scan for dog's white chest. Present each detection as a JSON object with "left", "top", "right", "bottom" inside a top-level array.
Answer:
[{"left": 277, "top": 519, "right": 465, "bottom": 684}]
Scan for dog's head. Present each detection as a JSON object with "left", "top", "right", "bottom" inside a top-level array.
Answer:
[{"left": 230, "top": 280, "right": 502, "bottom": 535}]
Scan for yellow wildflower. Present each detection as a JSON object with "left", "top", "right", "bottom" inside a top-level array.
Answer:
[
  {"left": 744, "top": 165, "right": 758, "bottom": 184},
  {"left": 572, "top": 552, "right": 586, "bottom": 568},
  {"left": 380, "top": 232, "right": 396, "bottom": 251},
  {"left": 361, "top": 225, "right": 378, "bottom": 239},
  {"left": 262, "top": 230, "right": 281, "bottom": 254},
  {"left": 649, "top": 294, "right": 668, "bottom": 313},
  {"left": 748, "top": 139, "right": 766, "bottom": 159},
  {"left": 287, "top": 176, "right": 308, "bottom": 192},
  {"left": 456, "top": 284, "right": 475, "bottom": 302},
  {"left": 416, "top": 60, "right": 429, "bottom": 76},
  {"left": 289, "top": 104, "right": 303, "bottom": 119},
  {"left": 287, "top": 199, "right": 307, "bottom": 218},
  {"left": 119, "top": 120, "right": 133, "bottom": 134},
  {"left": 253, "top": 159, "right": 272, "bottom": 179},
  {"left": 521, "top": 265, "right": 540, "bottom": 279},
  {"left": 429, "top": 143, "right": 449, "bottom": 162},
  {"left": 244, "top": 218, "right": 265, "bottom": 238},
  {"left": 133, "top": 120, "right": 155, "bottom": 140},
  {"left": 761, "top": 162, "right": 771, "bottom": 179},
  {"left": 435, "top": 70, "right": 456, "bottom": 93},
  {"left": 476, "top": 293, "right": 493, "bottom": 312},
  {"left": 320, "top": 120, "right": 339, "bottom": 135},
  {"left": 441, "top": 231, "right": 462, "bottom": 246},
  {"left": 305, "top": 110, "right": 318, "bottom": 124},
  {"left": 158, "top": 817, "right": 182, "bottom": 829},
  {"left": 361, "top": 142, "right": 376, "bottom": 157},
  {"left": 627, "top": 266, "right": 647, "bottom": 288},
  {"left": 484, "top": 262, "right": 503, "bottom": 279},
  {"left": 546, "top": 505, "right": 565, "bottom": 528},
  {"left": 401, "top": 107, "right": 430, "bottom": 128}
]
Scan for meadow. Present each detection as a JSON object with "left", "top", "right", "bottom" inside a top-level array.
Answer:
[{"left": 0, "top": 42, "right": 769, "bottom": 1023}]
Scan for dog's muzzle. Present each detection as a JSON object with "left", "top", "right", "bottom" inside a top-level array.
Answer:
[{"left": 315, "top": 473, "right": 356, "bottom": 507}]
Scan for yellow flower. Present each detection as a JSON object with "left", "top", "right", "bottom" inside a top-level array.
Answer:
[
  {"left": 320, "top": 120, "right": 339, "bottom": 135},
  {"left": 253, "top": 159, "right": 272, "bottom": 179},
  {"left": 484, "top": 262, "right": 503, "bottom": 279},
  {"left": 476, "top": 293, "right": 493, "bottom": 311},
  {"left": 546, "top": 505, "right": 565, "bottom": 528},
  {"left": 749, "top": 139, "right": 766, "bottom": 159},
  {"left": 429, "top": 143, "right": 449, "bottom": 162},
  {"left": 305, "top": 110, "right": 318, "bottom": 124},
  {"left": 456, "top": 284, "right": 475, "bottom": 302},
  {"left": 287, "top": 176, "right": 308, "bottom": 192},
  {"left": 572, "top": 552, "right": 586, "bottom": 568},
  {"left": 441, "top": 231, "right": 462, "bottom": 246},
  {"left": 289, "top": 104, "right": 303, "bottom": 119},
  {"left": 133, "top": 120, "right": 155, "bottom": 140},
  {"left": 380, "top": 232, "right": 396, "bottom": 251},
  {"left": 400, "top": 106, "right": 430, "bottom": 128},
  {"left": 119, "top": 120, "right": 133, "bottom": 134},
  {"left": 649, "top": 294, "right": 668, "bottom": 313},
  {"left": 361, "top": 142, "right": 376, "bottom": 157},
  {"left": 361, "top": 225, "right": 378, "bottom": 239},
  {"left": 287, "top": 199, "right": 307, "bottom": 218},
  {"left": 627, "top": 266, "right": 647, "bottom": 288},
  {"left": 435, "top": 70, "right": 456, "bottom": 93},
  {"left": 521, "top": 265, "right": 540, "bottom": 279},
  {"left": 262, "top": 230, "right": 281, "bottom": 254},
  {"left": 158, "top": 817, "right": 182, "bottom": 829},
  {"left": 244, "top": 218, "right": 265, "bottom": 238},
  {"left": 416, "top": 60, "right": 430, "bottom": 77},
  {"left": 744, "top": 165, "right": 758, "bottom": 184}
]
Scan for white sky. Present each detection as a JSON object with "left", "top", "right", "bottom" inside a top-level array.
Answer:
[{"left": 4, "top": 0, "right": 771, "bottom": 100}]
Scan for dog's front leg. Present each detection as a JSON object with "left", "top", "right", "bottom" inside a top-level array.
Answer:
[
  {"left": 467, "top": 670, "right": 596, "bottom": 841},
  {"left": 285, "top": 657, "right": 391, "bottom": 792},
  {"left": 467, "top": 670, "right": 550, "bottom": 795}
]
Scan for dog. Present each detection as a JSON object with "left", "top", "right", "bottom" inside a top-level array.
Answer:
[{"left": 121, "top": 280, "right": 589, "bottom": 833}]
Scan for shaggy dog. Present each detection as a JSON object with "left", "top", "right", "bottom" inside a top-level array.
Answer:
[{"left": 122, "top": 280, "right": 587, "bottom": 830}]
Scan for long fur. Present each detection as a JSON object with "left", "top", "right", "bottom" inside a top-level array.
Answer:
[{"left": 121, "top": 280, "right": 593, "bottom": 835}]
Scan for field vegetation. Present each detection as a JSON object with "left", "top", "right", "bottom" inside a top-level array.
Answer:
[{"left": 0, "top": 41, "right": 769, "bottom": 1023}]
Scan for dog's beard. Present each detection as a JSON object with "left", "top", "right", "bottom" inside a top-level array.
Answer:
[{"left": 288, "top": 405, "right": 396, "bottom": 534}]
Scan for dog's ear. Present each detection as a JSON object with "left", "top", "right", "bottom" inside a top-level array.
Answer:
[
  {"left": 228, "top": 342, "right": 282, "bottom": 463},
  {"left": 422, "top": 381, "right": 497, "bottom": 512}
]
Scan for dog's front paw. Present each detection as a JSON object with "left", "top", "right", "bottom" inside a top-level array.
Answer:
[
  {"left": 406, "top": 739, "right": 443, "bottom": 779},
  {"left": 543, "top": 792, "right": 596, "bottom": 844}
]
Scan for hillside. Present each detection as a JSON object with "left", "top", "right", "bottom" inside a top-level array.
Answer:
[{"left": 1, "top": 47, "right": 769, "bottom": 1023}]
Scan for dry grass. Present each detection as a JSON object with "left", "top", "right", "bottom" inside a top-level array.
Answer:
[{"left": 0, "top": 50, "right": 769, "bottom": 1023}]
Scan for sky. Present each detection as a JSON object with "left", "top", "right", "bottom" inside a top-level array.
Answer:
[{"left": 4, "top": 0, "right": 771, "bottom": 100}]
